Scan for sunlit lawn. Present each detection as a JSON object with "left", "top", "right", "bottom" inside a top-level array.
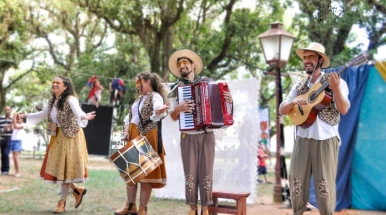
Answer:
[{"left": 0, "top": 157, "right": 267, "bottom": 215}]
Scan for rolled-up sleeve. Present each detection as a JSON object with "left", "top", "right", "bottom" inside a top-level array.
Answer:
[
  {"left": 168, "top": 97, "right": 178, "bottom": 121},
  {"left": 333, "top": 78, "right": 350, "bottom": 109},
  {"left": 279, "top": 82, "right": 298, "bottom": 115}
]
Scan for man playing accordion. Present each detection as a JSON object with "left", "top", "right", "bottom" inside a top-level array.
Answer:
[{"left": 168, "top": 49, "right": 233, "bottom": 215}]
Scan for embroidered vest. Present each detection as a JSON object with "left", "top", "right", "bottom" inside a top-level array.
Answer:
[
  {"left": 48, "top": 96, "right": 80, "bottom": 137},
  {"left": 128, "top": 92, "right": 165, "bottom": 154},
  {"left": 296, "top": 75, "right": 340, "bottom": 125},
  {"left": 129, "top": 92, "right": 165, "bottom": 135}
]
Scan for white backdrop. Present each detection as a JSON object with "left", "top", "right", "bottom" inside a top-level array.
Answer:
[{"left": 155, "top": 78, "right": 260, "bottom": 204}]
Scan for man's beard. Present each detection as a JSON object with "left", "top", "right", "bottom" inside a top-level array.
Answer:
[
  {"left": 180, "top": 67, "right": 192, "bottom": 78},
  {"left": 305, "top": 69, "right": 314, "bottom": 74},
  {"left": 305, "top": 61, "right": 321, "bottom": 74}
]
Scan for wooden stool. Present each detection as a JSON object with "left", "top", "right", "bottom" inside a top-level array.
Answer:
[{"left": 208, "top": 191, "right": 250, "bottom": 215}]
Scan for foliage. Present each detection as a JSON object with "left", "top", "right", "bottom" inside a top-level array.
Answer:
[
  {"left": 196, "top": 6, "right": 282, "bottom": 79},
  {"left": 359, "top": 0, "right": 386, "bottom": 51},
  {"left": 72, "top": 0, "right": 288, "bottom": 82},
  {"left": 1, "top": 0, "right": 385, "bottom": 137},
  {"left": 0, "top": 0, "right": 34, "bottom": 110},
  {"left": 291, "top": 0, "right": 386, "bottom": 66},
  {"left": 7, "top": 69, "right": 51, "bottom": 109},
  {"left": 25, "top": 0, "right": 110, "bottom": 75},
  {"left": 7, "top": 68, "right": 53, "bottom": 143}
]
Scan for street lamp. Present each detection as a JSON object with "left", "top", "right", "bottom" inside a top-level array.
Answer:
[{"left": 258, "top": 22, "right": 295, "bottom": 203}]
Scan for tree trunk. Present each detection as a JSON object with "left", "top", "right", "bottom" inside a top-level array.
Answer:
[
  {"left": 0, "top": 90, "right": 5, "bottom": 113},
  {"left": 0, "top": 70, "right": 6, "bottom": 112},
  {"left": 162, "top": 26, "right": 174, "bottom": 81},
  {"left": 148, "top": 40, "right": 161, "bottom": 75}
]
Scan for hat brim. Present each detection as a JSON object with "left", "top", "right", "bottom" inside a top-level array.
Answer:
[
  {"left": 296, "top": 48, "right": 330, "bottom": 68},
  {"left": 168, "top": 49, "right": 203, "bottom": 79}
]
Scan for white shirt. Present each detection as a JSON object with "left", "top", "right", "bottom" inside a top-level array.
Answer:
[
  {"left": 26, "top": 96, "right": 88, "bottom": 128},
  {"left": 169, "top": 97, "right": 213, "bottom": 135},
  {"left": 11, "top": 123, "right": 26, "bottom": 141},
  {"left": 125, "top": 93, "right": 166, "bottom": 125},
  {"left": 280, "top": 72, "right": 350, "bottom": 140}
]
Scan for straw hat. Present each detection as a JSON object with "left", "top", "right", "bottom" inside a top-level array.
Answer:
[
  {"left": 168, "top": 49, "right": 203, "bottom": 78},
  {"left": 296, "top": 42, "right": 330, "bottom": 68}
]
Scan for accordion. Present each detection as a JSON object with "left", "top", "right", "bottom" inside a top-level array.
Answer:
[{"left": 177, "top": 82, "right": 234, "bottom": 131}]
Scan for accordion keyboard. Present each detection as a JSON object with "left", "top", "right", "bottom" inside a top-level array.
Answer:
[{"left": 178, "top": 86, "right": 194, "bottom": 130}]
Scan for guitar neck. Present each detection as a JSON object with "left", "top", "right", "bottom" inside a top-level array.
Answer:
[
  {"left": 318, "top": 52, "right": 369, "bottom": 92},
  {"left": 319, "top": 65, "right": 347, "bottom": 91}
]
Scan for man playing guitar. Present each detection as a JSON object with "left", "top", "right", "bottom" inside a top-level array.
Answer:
[{"left": 279, "top": 42, "right": 350, "bottom": 215}]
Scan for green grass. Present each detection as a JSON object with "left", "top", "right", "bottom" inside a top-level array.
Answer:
[{"left": 0, "top": 158, "right": 272, "bottom": 215}]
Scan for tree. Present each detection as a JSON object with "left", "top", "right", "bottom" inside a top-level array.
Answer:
[
  {"left": 361, "top": 0, "right": 386, "bottom": 51},
  {"left": 74, "top": 0, "right": 290, "bottom": 82},
  {"left": 7, "top": 69, "right": 52, "bottom": 144},
  {"left": 26, "top": 0, "right": 108, "bottom": 77},
  {"left": 0, "top": 0, "right": 35, "bottom": 111},
  {"left": 292, "top": 0, "right": 386, "bottom": 66},
  {"left": 74, "top": 0, "right": 186, "bottom": 80}
]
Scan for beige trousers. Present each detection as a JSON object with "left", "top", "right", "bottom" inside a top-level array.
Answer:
[
  {"left": 180, "top": 132, "right": 215, "bottom": 206},
  {"left": 290, "top": 136, "right": 339, "bottom": 215}
]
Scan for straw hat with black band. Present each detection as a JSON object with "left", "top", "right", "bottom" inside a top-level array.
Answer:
[
  {"left": 168, "top": 49, "right": 203, "bottom": 79},
  {"left": 167, "top": 49, "right": 204, "bottom": 98},
  {"left": 295, "top": 42, "right": 330, "bottom": 68}
]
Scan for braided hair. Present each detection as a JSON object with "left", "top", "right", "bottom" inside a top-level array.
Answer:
[{"left": 49, "top": 76, "right": 78, "bottom": 111}]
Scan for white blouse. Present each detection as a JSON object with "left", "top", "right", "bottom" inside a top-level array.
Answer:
[
  {"left": 27, "top": 96, "right": 88, "bottom": 128},
  {"left": 125, "top": 93, "right": 166, "bottom": 125}
]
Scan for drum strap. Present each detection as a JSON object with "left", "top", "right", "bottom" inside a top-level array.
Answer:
[{"left": 157, "top": 121, "right": 163, "bottom": 154}]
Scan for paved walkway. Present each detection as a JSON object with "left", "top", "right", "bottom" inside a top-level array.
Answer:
[{"left": 246, "top": 203, "right": 386, "bottom": 215}]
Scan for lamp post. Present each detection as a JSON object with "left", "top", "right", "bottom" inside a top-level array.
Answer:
[{"left": 258, "top": 22, "right": 295, "bottom": 203}]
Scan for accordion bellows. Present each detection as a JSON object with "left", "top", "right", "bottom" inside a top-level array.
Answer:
[{"left": 178, "top": 82, "right": 234, "bottom": 131}]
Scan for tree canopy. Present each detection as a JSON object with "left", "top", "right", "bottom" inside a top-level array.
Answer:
[{"left": 1, "top": 0, "right": 385, "bottom": 133}]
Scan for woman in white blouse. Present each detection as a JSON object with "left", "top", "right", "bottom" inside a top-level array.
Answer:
[
  {"left": 115, "top": 72, "right": 169, "bottom": 215},
  {"left": 18, "top": 76, "right": 95, "bottom": 214}
]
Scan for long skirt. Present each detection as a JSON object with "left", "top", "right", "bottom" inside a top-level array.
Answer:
[
  {"left": 40, "top": 128, "right": 88, "bottom": 184},
  {"left": 127, "top": 123, "right": 167, "bottom": 188}
]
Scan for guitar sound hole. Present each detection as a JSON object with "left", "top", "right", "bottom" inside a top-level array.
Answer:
[{"left": 309, "top": 92, "right": 317, "bottom": 103}]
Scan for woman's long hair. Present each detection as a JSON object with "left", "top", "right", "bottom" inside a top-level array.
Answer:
[
  {"left": 49, "top": 76, "right": 77, "bottom": 111},
  {"left": 137, "top": 72, "right": 167, "bottom": 101}
]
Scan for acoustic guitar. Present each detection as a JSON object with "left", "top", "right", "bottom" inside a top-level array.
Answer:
[{"left": 288, "top": 52, "right": 369, "bottom": 128}]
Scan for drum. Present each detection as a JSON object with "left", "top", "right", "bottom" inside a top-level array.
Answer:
[{"left": 109, "top": 135, "right": 163, "bottom": 187}]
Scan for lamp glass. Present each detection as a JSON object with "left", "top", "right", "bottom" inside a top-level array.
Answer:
[
  {"left": 260, "top": 36, "right": 280, "bottom": 62},
  {"left": 280, "top": 35, "right": 295, "bottom": 63}
]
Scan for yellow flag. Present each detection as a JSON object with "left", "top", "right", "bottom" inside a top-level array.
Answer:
[{"left": 375, "top": 61, "right": 386, "bottom": 82}]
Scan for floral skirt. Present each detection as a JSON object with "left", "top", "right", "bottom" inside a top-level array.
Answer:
[
  {"left": 40, "top": 128, "right": 88, "bottom": 184},
  {"left": 127, "top": 123, "right": 167, "bottom": 188}
]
